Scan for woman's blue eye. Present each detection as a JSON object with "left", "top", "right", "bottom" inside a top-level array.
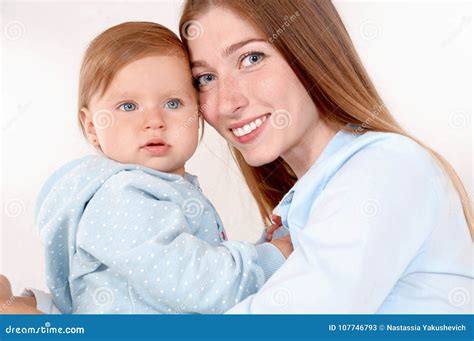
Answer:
[
  {"left": 165, "top": 99, "right": 181, "bottom": 109},
  {"left": 195, "top": 74, "right": 216, "bottom": 88},
  {"left": 241, "top": 52, "right": 264, "bottom": 67},
  {"left": 119, "top": 102, "right": 137, "bottom": 112}
]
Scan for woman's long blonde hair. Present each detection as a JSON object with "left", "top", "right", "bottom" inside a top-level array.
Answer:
[{"left": 180, "top": 0, "right": 473, "bottom": 239}]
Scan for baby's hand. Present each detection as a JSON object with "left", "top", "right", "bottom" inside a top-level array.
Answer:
[
  {"left": 270, "top": 234, "right": 293, "bottom": 259},
  {"left": 265, "top": 214, "right": 282, "bottom": 241}
]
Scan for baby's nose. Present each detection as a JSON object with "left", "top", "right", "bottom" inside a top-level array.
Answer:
[{"left": 144, "top": 112, "right": 166, "bottom": 130}]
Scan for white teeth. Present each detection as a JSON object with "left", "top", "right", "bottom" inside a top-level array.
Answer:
[{"left": 232, "top": 115, "right": 267, "bottom": 137}]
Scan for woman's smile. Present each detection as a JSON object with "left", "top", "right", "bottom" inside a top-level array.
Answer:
[{"left": 229, "top": 113, "right": 271, "bottom": 144}]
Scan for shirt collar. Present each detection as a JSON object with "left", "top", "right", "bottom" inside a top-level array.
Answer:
[
  {"left": 184, "top": 172, "right": 201, "bottom": 188},
  {"left": 274, "top": 124, "right": 358, "bottom": 215}
]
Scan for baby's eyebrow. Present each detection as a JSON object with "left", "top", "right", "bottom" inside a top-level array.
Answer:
[{"left": 102, "top": 91, "right": 132, "bottom": 102}]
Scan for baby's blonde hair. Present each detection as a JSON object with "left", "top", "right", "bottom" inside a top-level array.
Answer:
[{"left": 78, "top": 21, "right": 196, "bottom": 137}]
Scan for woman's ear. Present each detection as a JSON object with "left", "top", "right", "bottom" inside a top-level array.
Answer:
[{"left": 80, "top": 108, "right": 100, "bottom": 147}]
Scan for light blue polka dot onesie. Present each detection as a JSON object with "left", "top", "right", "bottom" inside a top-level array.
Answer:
[{"left": 36, "top": 155, "right": 285, "bottom": 314}]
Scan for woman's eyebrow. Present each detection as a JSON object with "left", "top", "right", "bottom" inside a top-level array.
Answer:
[
  {"left": 190, "top": 60, "right": 208, "bottom": 69},
  {"left": 191, "top": 38, "right": 266, "bottom": 69},
  {"left": 223, "top": 38, "right": 266, "bottom": 58}
]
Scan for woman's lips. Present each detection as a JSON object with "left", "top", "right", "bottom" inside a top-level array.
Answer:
[{"left": 143, "top": 144, "right": 170, "bottom": 156}]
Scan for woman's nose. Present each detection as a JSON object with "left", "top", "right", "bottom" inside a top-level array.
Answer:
[{"left": 216, "top": 75, "right": 249, "bottom": 118}]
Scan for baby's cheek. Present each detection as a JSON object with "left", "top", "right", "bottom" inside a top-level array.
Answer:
[
  {"left": 176, "top": 111, "right": 199, "bottom": 134},
  {"left": 99, "top": 126, "right": 131, "bottom": 157},
  {"left": 181, "top": 130, "right": 199, "bottom": 150}
]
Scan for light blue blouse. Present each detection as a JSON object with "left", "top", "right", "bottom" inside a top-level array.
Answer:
[{"left": 227, "top": 128, "right": 473, "bottom": 313}]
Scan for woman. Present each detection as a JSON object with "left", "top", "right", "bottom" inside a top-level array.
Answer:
[
  {"left": 180, "top": 0, "right": 472, "bottom": 313},
  {"left": 1, "top": 0, "right": 472, "bottom": 314}
]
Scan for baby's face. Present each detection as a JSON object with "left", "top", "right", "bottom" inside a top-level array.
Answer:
[{"left": 84, "top": 55, "right": 199, "bottom": 175}]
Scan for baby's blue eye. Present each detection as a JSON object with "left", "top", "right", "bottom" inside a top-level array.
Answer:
[
  {"left": 165, "top": 99, "right": 181, "bottom": 109},
  {"left": 194, "top": 74, "right": 216, "bottom": 88},
  {"left": 119, "top": 102, "right": 137, "bottom": 112}
]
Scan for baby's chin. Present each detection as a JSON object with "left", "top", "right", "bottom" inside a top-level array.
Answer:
[
  {"left": 103, "top": 153, "right": 181, "bottom": 174},
  {"left": 140, "top": 159, "right": 185, "bottom": 175},
  {"left": 148, "top": 159, "right": 188, "bottom": 176}
]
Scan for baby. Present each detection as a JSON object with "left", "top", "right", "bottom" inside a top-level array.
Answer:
[{"left": 35, "top": 22, "right": 289, "bottom": 314}]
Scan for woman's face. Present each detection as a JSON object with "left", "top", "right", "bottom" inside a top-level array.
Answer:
[{"left": 187, "top": 7, "right": 321, "bottom": 167}]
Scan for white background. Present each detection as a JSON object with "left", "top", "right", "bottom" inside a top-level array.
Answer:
[{"left": 1, "top": 0, "right": 472, "bottom": 295}]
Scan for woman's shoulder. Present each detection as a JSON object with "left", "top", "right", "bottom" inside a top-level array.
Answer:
[
  {"left": 295, "top": 130, "right": 445, "bottom": 200},
  {"left": 342, "top": 130, "right": 443, "bottom": 177},
  {"left": 314, "top": 130, "right": 450, "bottom": 205},
  {"left": 325, "top": 130, "right": 455, "bottom": 217},
  {"left": 316, "top": 130, "right": 451, "bottom": 218},
  {"left": 359, "top": 130, "right": 428, "bottom": 154}
]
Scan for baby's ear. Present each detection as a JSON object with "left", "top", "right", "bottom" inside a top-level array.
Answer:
[{"left": 80, "top": 108, "right": 100, "bottom": 148}]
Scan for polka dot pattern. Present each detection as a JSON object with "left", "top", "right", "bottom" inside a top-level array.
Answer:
[{"left": 37, "top": 155, "right": 267, "bottom": 314}]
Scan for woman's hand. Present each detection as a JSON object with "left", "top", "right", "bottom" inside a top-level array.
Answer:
[{"left": 0, "top": 275, "right": 41, "bottom": 314}]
